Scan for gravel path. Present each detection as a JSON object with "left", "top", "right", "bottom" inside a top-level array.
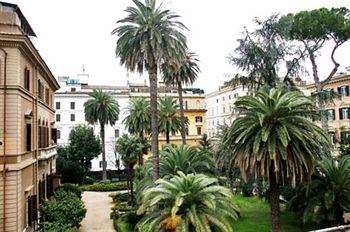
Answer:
[{"left": 78, "top": 191, "right": 115, "bottom": 232}]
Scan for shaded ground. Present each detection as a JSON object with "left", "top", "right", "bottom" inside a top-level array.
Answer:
[{"left": 78, "top": 191, "right": 115, "bottom": 232}]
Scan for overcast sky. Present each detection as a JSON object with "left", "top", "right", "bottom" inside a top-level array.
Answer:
[{"left": 9, "top": 0, "right": 350, "bottom": 93}]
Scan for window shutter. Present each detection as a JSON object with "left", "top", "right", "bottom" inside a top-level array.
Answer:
[
  {"left": 332, "top": 109, "right": 335, "bottom": 120},
  {"left": 338, "top": 87, "right": 342, "bottom": 94},
  {"left": 348, "top": 108, "right": 350, "bottom": 119},
  {"left": 51, "top": 128, "right": 57, "bottom": 144},
  {"left": 339, "top": 109, "right": 344, "bottom": 120},
  {"left": 30, "top": 195, "right": 37, "bottom": 222},
  {"left": 346, "top": 86, "right": 349, "bottom": 96}
]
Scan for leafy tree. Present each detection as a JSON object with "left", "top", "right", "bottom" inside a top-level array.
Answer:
[
  {"left": 123, "top": 98, "right": 151, "bottom": 165},
  {"left": 158, "top": 96, "right": 182, "bottom": 144},
  {"left": 288, "top": 156, "right": 350, "bottom": 226},
  {"left": 279, "top": 8, "right": 350, "bottom": 131},
  {"left": 198, "top": 133, "right": 213, "bottom": 155},
  {"left": 68, "top": 125, "right": 101, "bottom": 176},
  {"left": 113, "top": 0, "right": 187, "bottom": 180},
  {"left": 84, "top": 89, "right": 120, "bottom": 180},
  {"left": 137, "top": 172, "right": 239, "bottom": 232},
  {"left": 56, "top": 149, "right": 84, "bottom": 184},
  {"left": 162, "top": 52, "right": 200, "bottom": 144},
  {"left": 117, "top": 134, "right": 147, "bottom": 206},
  {"left": 228, "top": 15, "right": 305, "bottom": 90},
  {"left": 223, "top": 86, "right": 330, "bottom": 232}
]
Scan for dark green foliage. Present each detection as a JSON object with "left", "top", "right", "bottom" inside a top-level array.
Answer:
[
  {"left": 125, "top": 212, "right": 143, "bottom": 229},
  {"left": 38, "top": 221, "right": 73, "bottom": 232},
  {"left": 39, "top": 190, "right": 86, "bottom": 230},
  {"left": 123, "top": 98, "right": 151, "bottom": 137},
  {"left": 55, "top": 183, "right": 82, "bottom": 199},
  {"left": 79, "top": 181, "right": 128, "bottom": 192},
  {"left": 67, "top": 125, "right": 102, "bottom": 172},
  {"left": 82, "top": 177, "right": 96, "bottom": 185},
  {"left": 288, "top": 156, "right": 350, "bottom": 225},
  {"left": 109, "top": 192, "right": 129, "bottom": 203},
  {"left": 158, "top": 96, "right": 182, "bottom": 143},
  {"left": 56, "top": 154, "right": 84, "bottom": 184}
]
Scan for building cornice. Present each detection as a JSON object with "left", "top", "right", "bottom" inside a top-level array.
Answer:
[
  {"left": 305, "top": 74, "right": 350, "bottom": 90},
  {"left": 0, "top": 33, "right": 60, "bottom": 91}
]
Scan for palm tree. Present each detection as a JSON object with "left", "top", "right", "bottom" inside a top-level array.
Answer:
[
  {"left": 288, "top": 156, "right": 350, "bottom": 225},
  {"left": 137, "top": 172, "right": 239, "bottom": 232},
  {"left": 113, "top": 0, "right": 187, "bottom": 180},
  {"left": 158, "top": 96, "right": 182, "bottom": 144},
  {"left": 162, "top": 52, "right": 200, "bottom": 144},
  {"left": 223, "top": 86, "right": 330, "bottom": 232},
  {"left": 84, "top": 89, "right": 120, "bottom": 180},
  {"left": 123, "top": 98, "right": 151, "bottom": 165},
  {"left": 116, "top": 134, "right": 146, "bottom": 206}
]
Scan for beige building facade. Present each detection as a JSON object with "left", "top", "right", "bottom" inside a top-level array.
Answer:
[
  {"left": 0, "top": 2, "right": 60, "bottom": 231},
  {"left": 305, "top": 73, "right": 350, "bottom": 151}
]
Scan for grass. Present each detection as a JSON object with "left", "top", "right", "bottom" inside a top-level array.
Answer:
[{"left": 231, "top": 195, "right": 320, "bottom": 232}]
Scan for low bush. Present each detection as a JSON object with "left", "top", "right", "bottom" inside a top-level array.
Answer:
[
  {"left": 109, "top": 192, "right": 129, "bottom": 203},
  {"left": 38, "top": 221, "right": 73, "bottom": 232},
  {"left": 80, "top": 181, "right": 127, "bottom": 192},
  {"left": 55, "top": 183, "right": 82, "bottom": 199},
  {"left": 125, "top": 211, "right": 143, "bottom": 229},
  {"left": 40, "top": 190, "right": 86, "bottom": 230},
  {"left": 82, "top": 177, "right": 96, "bottom": 185}
]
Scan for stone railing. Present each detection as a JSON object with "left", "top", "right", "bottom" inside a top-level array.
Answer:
[{"left": 38, "top": 145, "right": 57, "bottom": 160}]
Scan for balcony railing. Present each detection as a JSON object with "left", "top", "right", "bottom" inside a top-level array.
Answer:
[{"left": 38, "top": 145, "right": 57, "bottom": 160}]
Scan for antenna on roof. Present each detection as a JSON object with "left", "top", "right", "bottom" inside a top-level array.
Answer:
[{"left": 82, "top": 64, "right": 85, "bottom": 73}]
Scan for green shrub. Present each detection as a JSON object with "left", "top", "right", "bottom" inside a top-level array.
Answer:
[
  {"left": 38, "top": 221, "right": 73, "bottom": 232},
  {"left": 100, "top": 179, "right": 112, "bottom": 184},
  {"left": 109, "top": 192, "right": 129, "bottom": 203},
  {"left": 82, "top": 177, "right": 95, "bottom": 185},
  {"left": 125, "top": 211, "right": 142, "bottom": 229},
  {"left": 40, "top": 190, "right": 86, "bottom": 229},
  {"left": 80, "top": 181, "right": 127, "bottom": 192},
  {"left": 55, "top": 183, "right": 82, "bottom": 199},
  {"left": 116, "top": 201, "right": 132, "bottom": 212}
]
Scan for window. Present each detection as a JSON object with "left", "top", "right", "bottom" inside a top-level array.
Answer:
[
  {"left": 195, "top": 116, "right": 203, "bottom": 123},
  {"left": 325, "top": 109, "right": 335, "bottom": 121},
  {"left": 185, "top": 101, "right": 188, "bottom": 110},
  {"left": 37, "top": 80, "right": 44, "bottom": 100},
  {"left": 197, "top": 127, "right": 202, "bottom": 135},
  {"left": 338, "top": 85, "right": 349, "bottom": 97},
  {"left": 24, "top": 68, "right": 30, "bottom": 91},
  {"left": 328, "top": 132, "right": 336, "bottom": 145},
  {"left": 56, "top": 114, "right": 61, "bottom": 122},
  {"left": 71, "top": 88, "right": 76, "bottom": 92},
  {"left": 340, "top": 131, "right": 350, "bottom": 145},
  {"left": 223, "top": 106, "right": 225, "bottom": 113},
  {"left": 229, "top": 95, "right": 231, "bottom": 100},
  {"left": 216, "top": 99, "right": 219, "bottom": 103},
  {"left": 26, "top": 124, "right": 31, "bottom": 152},
  {"left": 45, "top": 88, "right": 50, "bottom": 104},
  {"left": 185, "top": 128, "right": 189, "bottom": 136},
  {"left": 114, "top": 129, "right": 120, "bottom": 138},
  {"left": 56, "top": 102, "right": 61, "bottom": 110},
  {"left": 70, "top": 102, "right": 75, "bottom": 110},
  {"left": 339, "top": 108, "right": 350, "bottom": 120},
  {"left": 234, "top": 93, "right": 239, "bottom": 98},
  {"left": 51, "top": 128, "right": 57, "bottom": 144},
  {"left": 70, "top": 114, "right": 75, "bottom": 122},
  {"left": 99, "top": 161, "right": 106, "bottom": 168},
  {"left": 57, "top": 130, "right": 61, "bottom": 140},
  {"left": 222, "top": 97, "right": 225, "bottom": 101}
]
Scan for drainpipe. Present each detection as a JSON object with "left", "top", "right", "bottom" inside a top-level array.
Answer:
[{"left": 1, "top": 47, "right": 8, "bottom": 232}]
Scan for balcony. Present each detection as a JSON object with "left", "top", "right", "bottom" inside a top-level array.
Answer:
[{"left": 38, "top": 145, "right": 57, "bottom": 160}]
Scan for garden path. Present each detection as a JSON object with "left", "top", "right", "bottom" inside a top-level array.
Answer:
[{"left": 78, "top": 191, "right": 115, "bottom": 232}]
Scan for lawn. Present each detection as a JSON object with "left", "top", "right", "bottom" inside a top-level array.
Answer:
[{"left": 231, "top": 195, "right": 319, "bottom": 232}]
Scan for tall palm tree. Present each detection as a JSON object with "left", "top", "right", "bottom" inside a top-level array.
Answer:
[
  {"left": 137, "top": 172, "right": 239, "bottom": 232},
  {"left": 158, "top": 96, "right": 182, "bottom": 144},
  {"left": 223, "top": 86, "right": 330, "bottom": 232},
  {"left": 113, "top": 0, "right": 187, "bottom": 180},
  {"left": 84, "top": 89, "right": 120, "bottom": 180},
  {"left": 123, "top": 98, "right": 151, "bottom": 165},
  {"left": 162, "top": 52, "right": 200, "bottom": 144}
]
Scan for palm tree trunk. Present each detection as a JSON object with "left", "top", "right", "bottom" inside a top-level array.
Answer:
[
  {"left": 269, "top": 171, "right": 281, "bottom": 232},
  {"left": 129, "top": 164, "right": 134, "bottom": 207},
  {"left": 166, "top": 128, "right": 170, "bottom": 144},
  {"left": 149, "top": 66, "right": 159, "bottom": 180},
  {"left": 139, "top": 131, "right": 144, "bottom": 166},
  {"left": 100, "top": 124, "right": 107, "bottom": 180},
  {"left": 178, "top": 82, "right": 186, "bottom": 145}
]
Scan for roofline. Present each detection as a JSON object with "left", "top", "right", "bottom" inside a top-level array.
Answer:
[{"left": 0, "top": 2, "right": 36, "bottom": 36}]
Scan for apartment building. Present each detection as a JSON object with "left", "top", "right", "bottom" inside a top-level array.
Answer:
[
  {"left": 0, "top": 2, "right": 60, "bottom": 231},
  {"left": 55, "top": 77, "right": 206, "bottom": 171},
  {"left": 55, "top": 75, "right": 129, "bottom": 171},
  {"left": 129, "top": 83, "right": 206, "bottom": 148},
  {"left": 305, "top": 73, "right": 350, "bottom": 149},
  {"left": 205, "top": 83, "right": 249, "bottom": 138}
]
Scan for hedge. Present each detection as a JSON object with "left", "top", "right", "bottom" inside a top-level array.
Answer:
[{"left": 79, "top": 181, "right": 128, "bottom": 192}]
